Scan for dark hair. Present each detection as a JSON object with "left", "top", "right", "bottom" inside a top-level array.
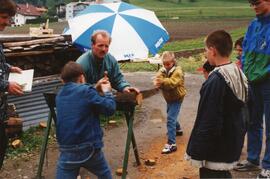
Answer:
[
  {"left": 234, "top": 37, "right": 244, "bottom": 48},
  {"left": 203, "top": 61, "right": 215, "bottom": 73},
  {"left": 91, "top": 30, "right": 111, "bottom": 45},
  {"left": 61, "top": 61, "right": 85, "bottom": 83},
  {"left": 205, "top": 30, "right": 233, "bottom": 57},
  {"left": 0, "top": 0, "right": 16, "bottom": 16},
  {"left": 248, "top": 0, "right": 259, "bottom": 4}
]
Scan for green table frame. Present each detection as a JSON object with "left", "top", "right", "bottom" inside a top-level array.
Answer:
[{"left": 36, "top": 92, "right": 141, "bottom": 179}]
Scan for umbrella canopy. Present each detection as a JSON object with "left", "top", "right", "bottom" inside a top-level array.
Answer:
[{"left": 65, "top": 2, "right": 169, "bottom": 61}]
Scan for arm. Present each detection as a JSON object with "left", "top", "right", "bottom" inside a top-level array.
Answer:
[{"left": 86, "top": 86, "right": 116, "bottom": 116}]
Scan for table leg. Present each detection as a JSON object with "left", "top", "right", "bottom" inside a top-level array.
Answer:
[
  {"left": 122, "top": 108, "right": 141, "bottom": 179},
  {"left": 36, "top": 112, "right": 52, "bottom": 179}
]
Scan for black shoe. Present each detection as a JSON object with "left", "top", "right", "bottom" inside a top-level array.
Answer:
[
  {"left": 234, "top": 160, "right": 260, "bottom": 172},
  {"left": 176, "top": 129, "right": 183, "bottom": 136}
]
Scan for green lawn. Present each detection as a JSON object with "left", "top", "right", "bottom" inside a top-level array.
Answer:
[
  {"left": 131, "top": 0, "right": 253, "bottom": 19},
  {"left": 121, "top": 27, "right": 246, "bottom": 73},
  {"left": 162, "top": 27, "right": 247, "bottom": 52}
]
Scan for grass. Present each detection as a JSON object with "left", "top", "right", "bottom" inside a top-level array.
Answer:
[
  {"left": 121, "top": 27, "right": 246, "bottom": 73},
  {"left": 6, "top": 126, "right": 49, "bottom": 159},
  {"left": 162, "top": 27, "right": 247, "bottom": 52},
  {"left": 6, "top": 111, "right": 125, "bottom": 158},
  {"left": 130, "top": 0, "right": 253, "bottom": 20}
]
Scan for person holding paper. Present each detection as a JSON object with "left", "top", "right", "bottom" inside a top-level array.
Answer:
[{"left": 0, "top": 0, "right": 24, "bottom": 170}]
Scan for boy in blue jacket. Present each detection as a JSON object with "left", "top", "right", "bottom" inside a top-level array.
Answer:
[
  {"left": 186, "top": 30, "right": 248, "bottom": 178},
  {"left": 56, "top": 61, "right": 116, "bottom": 179}
]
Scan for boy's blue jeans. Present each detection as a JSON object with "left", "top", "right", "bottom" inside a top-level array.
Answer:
[
  {"left": 167, "top": 101, "right": 182, "bottom": 144},
  {"left": 56, "top": 143, "right": 112, "bottom": 179},
  {"left": 247, "top": 78, "right": 270, "bottom": 169}
]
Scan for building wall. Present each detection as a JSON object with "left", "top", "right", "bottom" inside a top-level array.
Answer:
[
  {"left": 14, "top": 14, "right": 37, "bottom": 26},
  {"left": 66, "top": 3, "right": 74, "bottom": 20}
]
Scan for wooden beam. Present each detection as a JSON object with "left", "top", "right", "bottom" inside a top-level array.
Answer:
[
  {"left": 115, "top": 91, "right": 143, "bottom": 105},
  {"left": 5, "top": 47, "right": 79, "bottom": 58},
  {"left": 3, "top": 36, "right": 65, "bottom": 47}
]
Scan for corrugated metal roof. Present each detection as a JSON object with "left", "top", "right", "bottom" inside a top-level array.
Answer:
[{"left": 7, "top": 75, "right": 62, "bottom": 130}]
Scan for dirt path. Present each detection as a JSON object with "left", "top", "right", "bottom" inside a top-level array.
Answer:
[{"left": 0, "top": 72, "right": 259, "bottom": 179}]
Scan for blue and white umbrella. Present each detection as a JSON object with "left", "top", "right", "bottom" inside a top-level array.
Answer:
[{"left": 65, "top": 2, "right": 169, "bottom": 61}]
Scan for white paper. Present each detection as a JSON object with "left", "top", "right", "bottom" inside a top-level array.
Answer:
[{"left": 8, "top": 69, "right": 34, "bottom": 92}]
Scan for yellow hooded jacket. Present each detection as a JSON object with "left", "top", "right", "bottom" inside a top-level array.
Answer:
[{"left": 157, "top": 65, "right": 186, "bottom": 103}]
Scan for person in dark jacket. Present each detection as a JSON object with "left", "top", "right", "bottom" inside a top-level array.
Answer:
[
  {"left": 0, "top": 0, "right": 24, "bottom": 170},
  {"left": 56, "top": 61, "right": 116, "bottom": 179},
  {"left": 185, "top": 30, "right": 248, "bottom": 178}
]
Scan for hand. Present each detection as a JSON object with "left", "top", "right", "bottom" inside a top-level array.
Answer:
[
  {"left": 100, "top": 82, "right": 112, "bottom": 93},
  {"left": 8, "top": 82, "right": 23, "bottom": 96},
  {"left": 123, "top": 86, "right": 140, "bottom": 93},
  {"left": 95, "top": 77, "right": 109, "bottom": 92},
  {"left": 153, "top": 78, "right": 162, "bottom": 88},
  {"left": 10, "top": 66, "right": 22, "bottom": 73}
]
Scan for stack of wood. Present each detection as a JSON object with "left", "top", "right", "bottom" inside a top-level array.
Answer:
[
  {"left": 0, "top": 34, "right": 82, "bottom": 77},
  {"left": 0, "top": 34, "right": 73, "bottom": 57}
]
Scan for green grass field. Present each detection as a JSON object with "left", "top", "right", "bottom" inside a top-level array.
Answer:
[{"left": 130, "top": 0, "right": 253, "bottom": 19}]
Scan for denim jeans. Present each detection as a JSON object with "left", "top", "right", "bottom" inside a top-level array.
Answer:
[
  {"left": 56, "top": 143, "right": 112, "bottom": 179},
  {"left": 247, "top": 78, "right": 270, "bottom": 169},
  {"left": 167, "top": 101, "right": 182, "bottom": 144}
]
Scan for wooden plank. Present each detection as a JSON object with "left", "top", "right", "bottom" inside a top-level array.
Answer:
[
  {"left": 5, "top": 47, "right": 79, "bottom": 58},
  {"left": 3, "top": 36, "right": 65, "bottom": 47},
  {"left": 4, "top": 50, "right": 55, "bottom": 57},
  {"left": 114, "top": 91, "right": 142, "bottom": 105}
]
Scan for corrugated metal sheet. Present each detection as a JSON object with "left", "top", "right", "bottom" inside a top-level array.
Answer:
[{"left": 7, "top": 75, "right": 62, "bottom": 130}]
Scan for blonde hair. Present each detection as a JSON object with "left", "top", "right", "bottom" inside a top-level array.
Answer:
[
  {"left": 161, "top": 51, "right": 176, "bottom": 64},
  {"left": 91, "top": 30, "right": 112, "bottom": 44}
]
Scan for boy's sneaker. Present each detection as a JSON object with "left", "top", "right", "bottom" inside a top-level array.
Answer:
[
  {"left": 257, "top": 169, "right": 270, "bottom": 179},
  {"left": 176, "top": 129, "right": 183, "bottom": 136},
  {"left": 234, "top": 160, "right": 260, "bottom": 171},
  {"left": 161, "top": 143, "right": 177, "bottom": 154}
]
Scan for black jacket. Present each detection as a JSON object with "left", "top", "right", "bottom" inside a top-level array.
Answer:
[{"left": 186, "top": 70, "right": 247, "bottom": 163}]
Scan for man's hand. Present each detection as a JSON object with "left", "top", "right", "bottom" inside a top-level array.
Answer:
[
  {"left": 123, "top": 86, "right": 140, "bottom": 93},
  {"left": 10, "top": 66, "right": 22, "bottom": 73},
  {"left": 8, "top": 82, "right": 23, "bottom": 96}
]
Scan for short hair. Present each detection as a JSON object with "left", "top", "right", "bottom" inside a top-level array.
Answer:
[
  {"left": 0, "top": 0, "right": 16, "bottom": 16},
  {"left": 161, "top": 51, "right": 176, "bottom": 63},
  {"left": 91, "top": 30, "right": 111, "bottom": 45},
  {"left": 203, "top": 61, "right": 215, "bottom": 73},
  {"left": 234, "top": 37, "right": 244, "bottom": 48},
  {"left": 248, "top": 0, "right": 259, "bottom": 4},
  {"left": 61, "top": 61, "right": 85, "bottom": 83},
  {"left": 205, "top": 30, "right": 233, "bottom": 57}
]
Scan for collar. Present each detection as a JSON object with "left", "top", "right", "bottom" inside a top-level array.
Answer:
[{"left": 256, "top": 13, "right": 270, "bottom": 23}]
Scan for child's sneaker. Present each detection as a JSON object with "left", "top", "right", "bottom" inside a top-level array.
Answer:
[
  {"left": 176, "top": 129, "right": 183, "bottom": 136},
  {"left": 161, "top": 143, "right": 177, "bottom": 154},
  {"left": 257, "top": 169, "right": 270, "bottom": 179}
]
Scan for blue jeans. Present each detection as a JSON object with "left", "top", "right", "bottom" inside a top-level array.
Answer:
[
  {"left": 56, "top": 143, "right": 112, "bottom": 179},
  {"left": 167, "top": 101, "right": 182, "bottom": 144},
  {"left": 247, "top": 78, "right": 270, "bottom": 169}
]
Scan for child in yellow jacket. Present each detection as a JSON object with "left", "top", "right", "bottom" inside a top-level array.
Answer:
[{"left": 154, "top": 51, "right": 186, "bottom": 154}]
